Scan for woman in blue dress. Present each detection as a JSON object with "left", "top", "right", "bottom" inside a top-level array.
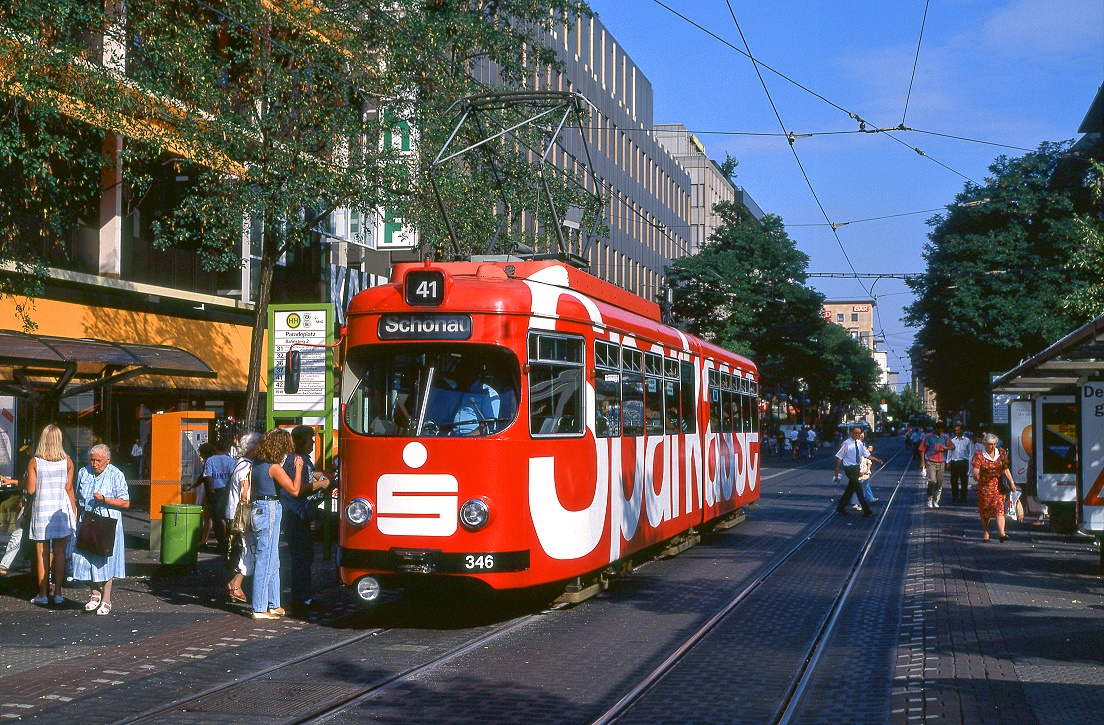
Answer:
[{"left": 71, "top": 444, "right": 129, "bottom": 616}]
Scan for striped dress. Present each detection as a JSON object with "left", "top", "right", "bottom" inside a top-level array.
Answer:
[{"left": 28, "top": 457, "right": 75, "bottom": 541}]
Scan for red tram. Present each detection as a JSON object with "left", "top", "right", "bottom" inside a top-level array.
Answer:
[{"left": 336, "top": 260, "right": 760, "bottom": 600}]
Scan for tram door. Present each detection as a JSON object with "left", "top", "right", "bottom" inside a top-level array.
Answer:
[{"left": 1035, "top": 395, "right": 1078, "bottom": 533}]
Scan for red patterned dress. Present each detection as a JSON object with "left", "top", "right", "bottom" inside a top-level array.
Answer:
[{"left": 972, "top": 448, "right": 1009, "bottom": 518}]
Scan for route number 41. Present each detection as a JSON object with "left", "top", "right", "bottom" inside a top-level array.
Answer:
[
  {"left": 405, "top": 270, "right": 446, "bottom": 306},
  {"left": 465, "top": 555, "right": 494, "bottom": 570}
]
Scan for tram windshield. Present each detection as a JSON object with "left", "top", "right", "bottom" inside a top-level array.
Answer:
[{"left": 343, "top": 344, "right": 520, "bottom": 437}]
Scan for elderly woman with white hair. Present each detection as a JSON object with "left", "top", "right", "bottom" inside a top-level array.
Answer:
[
  {"left": 70, "top": 444, "right": 129, "bottom": 615},
  {"left": 971, "top": 432, "right": 1017, "bottom": 542},
  {"left": 225, "top": 431, "right": 262, "bottom": 604}
]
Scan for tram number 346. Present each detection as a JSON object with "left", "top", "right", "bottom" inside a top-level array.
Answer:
[{"left": 464, "top": 555, "right": 494, "bottom": 570}]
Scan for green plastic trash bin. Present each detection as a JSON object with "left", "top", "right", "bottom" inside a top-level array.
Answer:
[{"left": 160, "top": 504, "right": 203, "bottom": 566}]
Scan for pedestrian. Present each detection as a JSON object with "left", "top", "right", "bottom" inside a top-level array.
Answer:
[
  {"left": 0, "top": 473, "right": 30, "bottom": 576},
  {"left": 129, "top": 439, "right": 144, "bottom": 479},
  {"left": 946, "top": 424, "right": 973, "bottom": 504},
  {"left": 282, "top": 426, "right": 331, "bottom": 616},
  {"left": 184, "top": 442, "right": 215, "bottom": 547},
  {"left": 69, "top": 444, "right": 129, "bottom": 615},
  {"left": 200, "top": 439, "right": 235, "bottom": 560},
  {"left": 806, "top": 427, "right": 818, "bottom": 458},
  {"left": 971, "top": 433, "right": 1017, "bottom": 542},
  {"left": 834, "top": 425, "right": 881, "bottom": 516},
  {"left": 788, "top": 426, "right": 800, "bottom": 459},
  {"left": 26, "top": 425, "right": 76, "bottom": 605},
  {"left": 249, "top": 429, "right": 304, "bottom": 620},
  {"left": 226, "top": 431, "right": 262, "bottom": 604},
  {"left": 921, "top": 422, "right": 954, "bottom": 508}
]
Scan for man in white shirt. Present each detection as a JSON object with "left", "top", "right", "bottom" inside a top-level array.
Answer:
[
  {"left": 788, "top": 427, "right": 800, "bottom": 459},
  {"left": 834, "top": 426, "right": 883, "bottom": 516},
  {"left": 946, "top": 423, "right": 973, "bottom": 504}
]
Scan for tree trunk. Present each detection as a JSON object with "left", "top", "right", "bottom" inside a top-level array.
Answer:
[{"left": 243, "top": 217, "right": 280, "bottom": 427}]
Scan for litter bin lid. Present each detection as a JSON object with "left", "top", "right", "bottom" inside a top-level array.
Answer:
[{"left": 161, "top": 504, "right": 203, "bottom": 514}]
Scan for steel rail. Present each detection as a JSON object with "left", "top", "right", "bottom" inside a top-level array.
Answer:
[
  {"left": 591, "top": 443, "right": 910, "bottom": 725},
  {"left": 115, "top": 623, "right": 390, "bottom": 724},
  {"left": 294, "top": 614, "right": 537, "bottom": 723},
  {"left": 773, "top": 450, "right": 916, "bottom": 724}
]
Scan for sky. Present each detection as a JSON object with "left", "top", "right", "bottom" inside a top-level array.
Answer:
[{"left": 587, "top": 0, "right": 1104, "bottom": 388}]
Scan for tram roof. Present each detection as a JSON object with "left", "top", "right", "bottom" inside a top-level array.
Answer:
[
  {"left": 991, "top": 311, "right": 1104, "bottom": 395},
  {"left": 351, "top": 261, "right": 756, "bottom": 371}
]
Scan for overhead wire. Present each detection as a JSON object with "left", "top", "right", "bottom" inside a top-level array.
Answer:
[
  {"left": 653, "top": 0, "right": 981, "bottom": 185},
  {"left": 787, "top": 207, "right": 945, "bottom": 228},
  {"left": 901, "top": 0, "right": 931, "bottom": 126},
  {"left": 722, "top": 0, "right": 872, "bottom": 298}
]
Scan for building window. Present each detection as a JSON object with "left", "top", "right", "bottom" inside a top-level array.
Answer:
[
  {"left": 851, "top": 313, "right": 859, "bottom": 322},
  {"left": 837, "top": 313, "right": 844, "bottom": 323}
]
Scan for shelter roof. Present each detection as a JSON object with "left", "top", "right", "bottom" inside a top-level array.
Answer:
[{"left": 990, "top": 313, "right": 1104, "bottom": 395}]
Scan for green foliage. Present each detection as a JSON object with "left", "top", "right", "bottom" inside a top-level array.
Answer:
[
  {"left": 879, "top": 385, "right": 921, "bottom": 425},
  {"left": 667, "top": 200, "right": 880, "bottom": 412},
  {"left": 905, "top": 141, "right": 1104, "bottom": 413}
]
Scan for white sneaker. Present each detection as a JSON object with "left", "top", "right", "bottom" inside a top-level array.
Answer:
[
  {"left": 933, "top": 501, "right": 940, "bottom": 508},
  {"left": 869, "top": 498, "right": 879, "bottom": 503},
  {"left": 927, "top": 499, "right": 934, "bottom": 508},
  {"left": 852, "top": 504, "right": 862, "bottom": 511}
]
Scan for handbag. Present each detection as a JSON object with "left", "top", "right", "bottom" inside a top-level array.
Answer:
[
  {"left": 230, "top": 499, "right": 251, "bottom": 535},
  {"left": 76, "top": 508, "right": 116, "bottom": 557}
]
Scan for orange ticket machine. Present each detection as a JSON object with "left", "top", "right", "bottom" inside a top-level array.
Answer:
[{"left": 149, "top": 411, "right": 215, "bottom": 550}]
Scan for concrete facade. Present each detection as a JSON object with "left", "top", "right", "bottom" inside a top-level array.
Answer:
[{"left": 652, "top": 124, "right": 764, "bottom": 254}]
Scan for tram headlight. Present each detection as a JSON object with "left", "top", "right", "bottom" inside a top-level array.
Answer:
[
  {"left": 356, "top": 576, "right": 381, "bottom": 602},
  {"left": 345, "top": 497, "right": 374, "bottom": 526},
  {"left": 459, "top": 498, "right": 490, "bottom": 531}
]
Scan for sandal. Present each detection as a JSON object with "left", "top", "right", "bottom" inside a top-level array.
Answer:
[
  {"left": 96, "top": 601, "right": 112, "bottom": 616},
  {"left": 85, "top": 593, "right": 103, "bottom": 611},
  {"left": 227, "top": 585, "right": 247, "bottom": 603}
]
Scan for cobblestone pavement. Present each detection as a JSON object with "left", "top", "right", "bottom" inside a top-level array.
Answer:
[{"left": 3, "top": 442, "right": 1104, "bottom": 724}]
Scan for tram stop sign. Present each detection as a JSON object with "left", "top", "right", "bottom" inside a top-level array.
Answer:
[{"left": 268, "top": 304, "right": 334, "bottom": 419}]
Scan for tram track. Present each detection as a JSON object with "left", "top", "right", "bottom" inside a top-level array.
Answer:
[
  {"left": 117, "top": 445, "right": 901, "bottom": 725},
  {"left": 591, "top": 443, "right": 914, "bottom": 725}
]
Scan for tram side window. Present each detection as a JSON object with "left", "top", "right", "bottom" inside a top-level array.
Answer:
[
  {"left": 595, "top": 340, "right": 621, "bottom": 438},
  {"left": 643, "top": 353, "right": 663, "bottom": 436},
  {"left": 622, "top": 348, "right": 644, "bottom": 436},
  {"left": 721, "top": 373, "right": 734, "bottom": 432},
  {"left": 680, "top": 361, "right": 697, "bottom": 433},
  {"left": 529, "top": 333, "right": 585, "bottom": 436},
  {"left": 707, "top": 370, "right": 721, "bottom": 432}
]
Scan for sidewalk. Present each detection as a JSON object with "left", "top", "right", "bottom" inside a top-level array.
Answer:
[{"left": 891, "top": 493, "right": 1104, "bottom": 725}]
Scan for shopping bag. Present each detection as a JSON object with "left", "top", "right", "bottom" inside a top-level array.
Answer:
[
  {"left": 76, "top": 508, "right": 116, "bottom": 557},
  {"left": 1007, "top": 490, "right": 1022, "bottom": 520}
]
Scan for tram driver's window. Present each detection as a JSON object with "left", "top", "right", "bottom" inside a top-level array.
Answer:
[{"left": 528, "top": 332, "right": 584, "bottom": 436}]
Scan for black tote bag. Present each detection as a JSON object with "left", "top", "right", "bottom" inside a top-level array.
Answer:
[{"left": 76, "top": 508, "right": 117, "bottom": 557}]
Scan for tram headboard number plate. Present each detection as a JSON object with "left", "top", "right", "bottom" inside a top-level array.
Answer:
[
  {"left": 405, "top": 269, "right": 446, "bottom": 306},
  {"left": 378, "top": 314, "right": 473, "bottom": 340}
]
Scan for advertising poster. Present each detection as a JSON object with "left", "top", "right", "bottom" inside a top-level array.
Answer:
[
  {"left": 1035, "top": 395, "right": 1078, "bottom": 503},
  {"left": 1009, "top": 400, "right": 1032, "bottom": 485},
  {"left": 1079, "top": 383, "right": 1104, "bottom": 533}
]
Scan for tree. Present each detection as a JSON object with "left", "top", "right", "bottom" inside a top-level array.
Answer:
[
  {"left": 667, "top": 200, "right": 879, "bottom": 419},
  {"left": 1, "top": 0, "right": 594, "bottom": 423},
  {"left": 905, "top": 141, "right": 1104, "bottom": 416}
]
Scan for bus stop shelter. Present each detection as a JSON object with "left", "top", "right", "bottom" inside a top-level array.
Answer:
[
  {"left": 991, "top": 311, "right": 1104, "bottom": 567},
  {"left": 0, "top": 329, "right": 216, "bottom": 450}
]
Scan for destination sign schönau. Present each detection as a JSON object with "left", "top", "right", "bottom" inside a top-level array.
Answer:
[{"left": 378, "top": 314, "right": 472, "bottom": 340}]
